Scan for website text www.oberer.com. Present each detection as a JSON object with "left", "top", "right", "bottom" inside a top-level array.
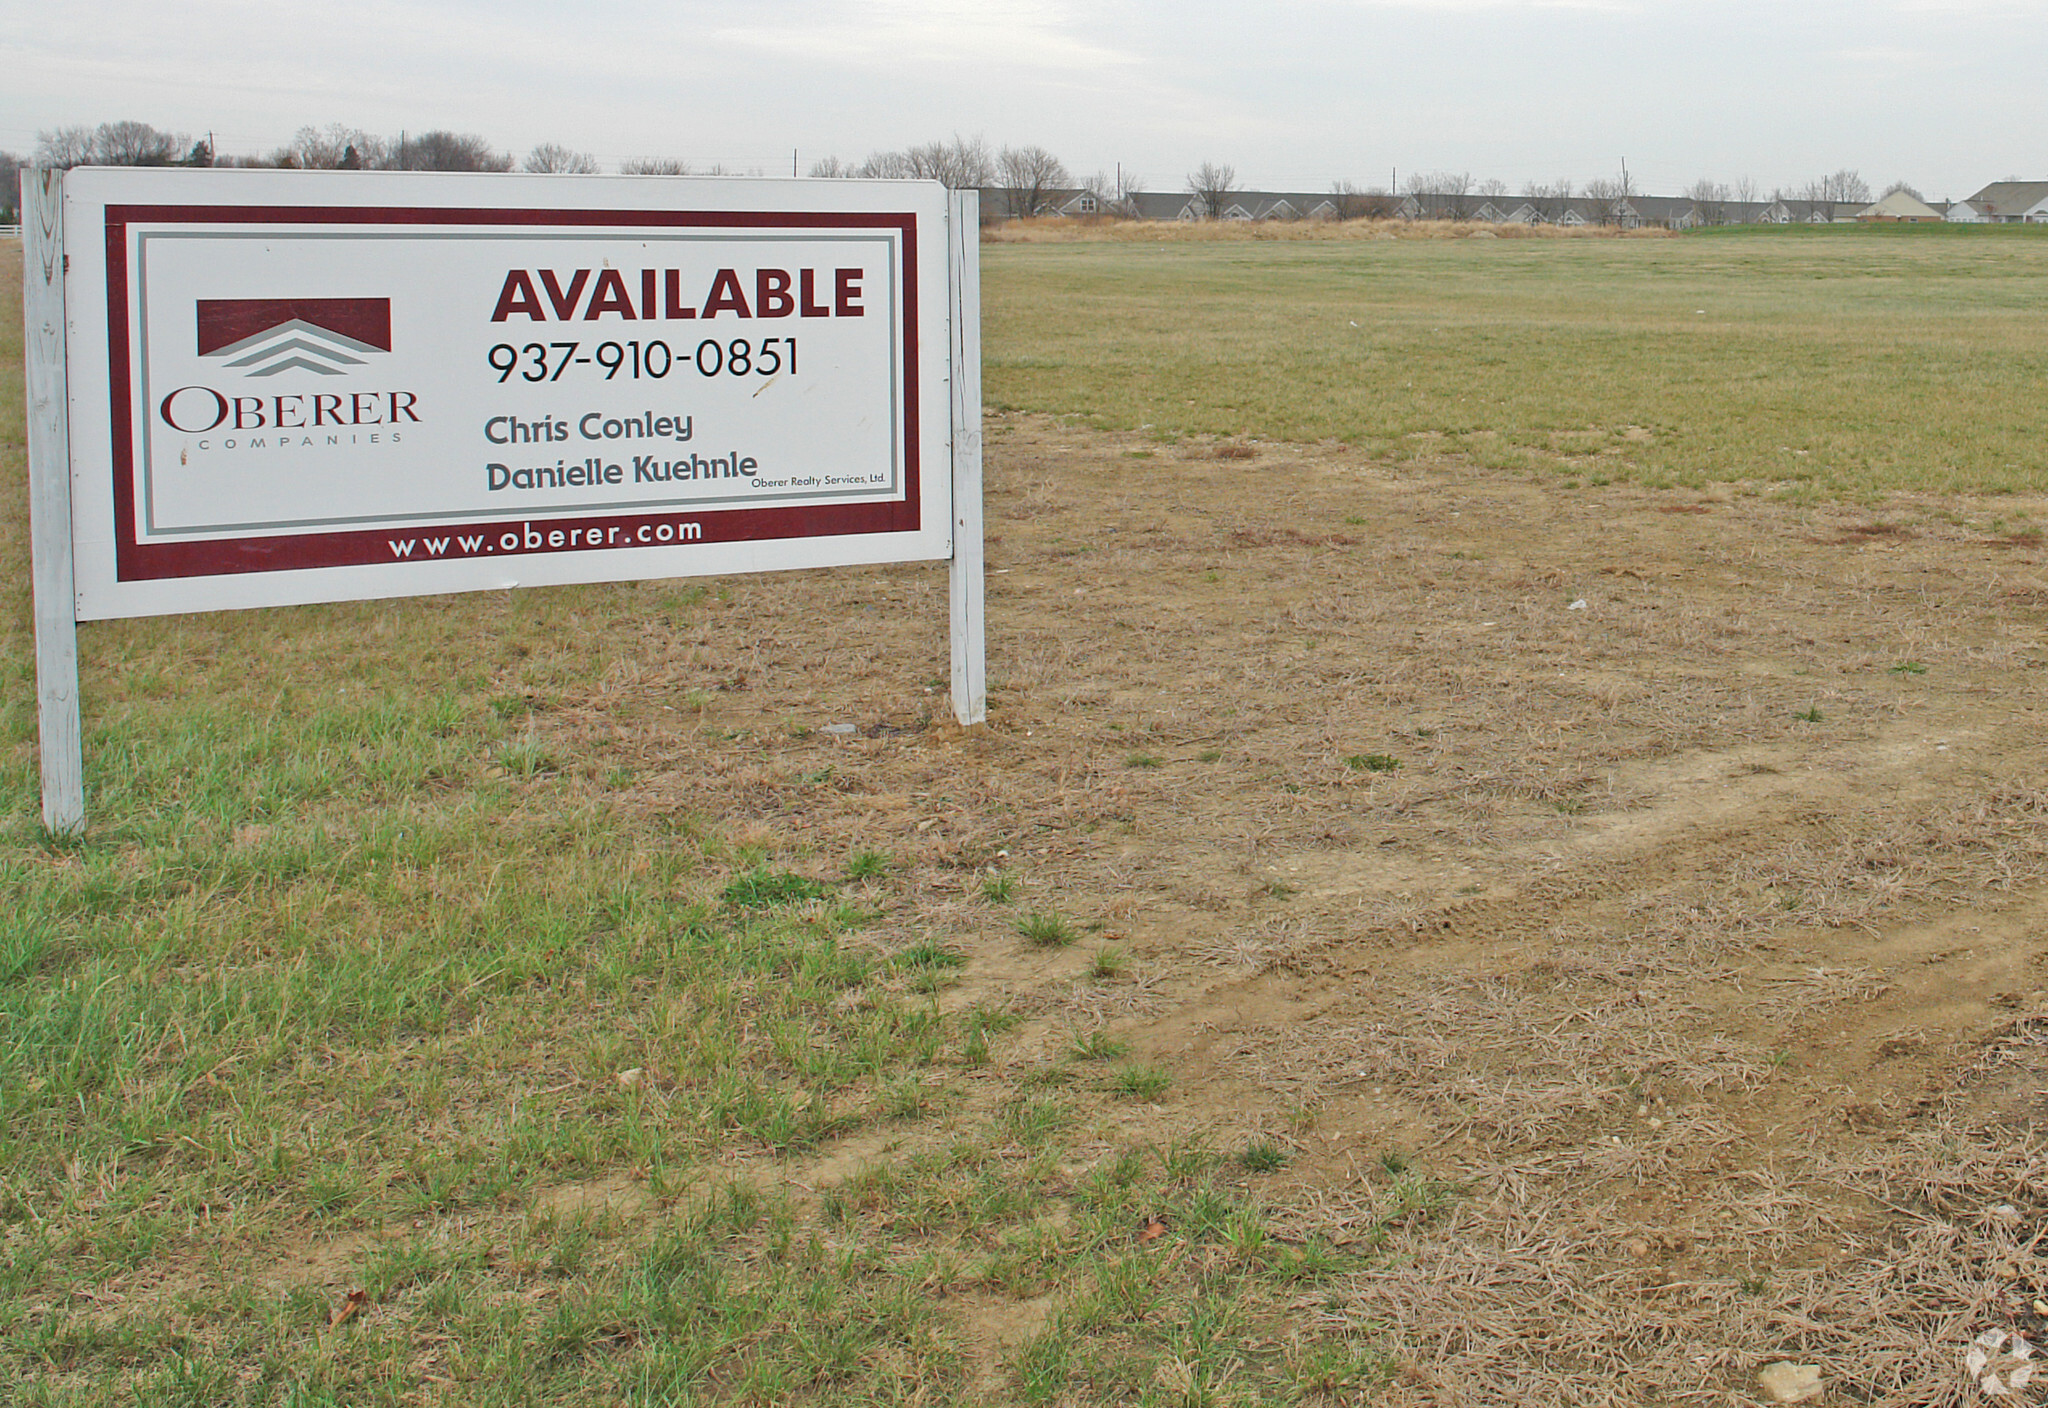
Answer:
[{"left": 386, "top": 519, "right": 702, "bottom": 559}]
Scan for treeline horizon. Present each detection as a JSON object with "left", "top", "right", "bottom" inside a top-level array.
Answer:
[{"left": 4, "top": 120, "right": 1949, "bottom": 225}]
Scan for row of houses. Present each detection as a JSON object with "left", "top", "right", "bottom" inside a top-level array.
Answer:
[{"left": 989, "top": 180, "right": 2048, "bottom": 228}]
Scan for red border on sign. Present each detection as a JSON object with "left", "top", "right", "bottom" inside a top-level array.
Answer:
[{"left": 103, "top": 204, "right": 921, "bottom": 581}]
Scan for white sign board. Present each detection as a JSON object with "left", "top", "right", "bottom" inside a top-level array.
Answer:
[
  {"left": 22, "top": 169, "right": 984, "bottom": 831},
  {"left": 50, "top": 168, "right": 956, "bottom": 617}
]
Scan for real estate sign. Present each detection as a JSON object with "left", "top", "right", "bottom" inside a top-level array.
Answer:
[{"left": 22, "top": 168, "right": 984, "bottom": 830}]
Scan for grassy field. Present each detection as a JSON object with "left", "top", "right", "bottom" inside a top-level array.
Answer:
[
  {"left": 983, "top": 223, "right": 2048, "bottom": 497},
  {"left": 0, "top": 242, "right": 1391, "bottom": 1406},
  {"left": 4, "top": 225, "right": 2048, "bottom": 1405}
]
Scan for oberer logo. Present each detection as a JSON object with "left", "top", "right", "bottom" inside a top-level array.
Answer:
[
  {"left": 159, "top": 298, "right": 420, "bottom": 435},
  {"left": 196, "top": 298, "right": 392, "bottom": 376}
]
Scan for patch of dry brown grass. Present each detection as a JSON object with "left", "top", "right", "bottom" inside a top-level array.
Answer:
[{"left": 1294, "top": 1124, "right": 2048, "bottom": 1407}]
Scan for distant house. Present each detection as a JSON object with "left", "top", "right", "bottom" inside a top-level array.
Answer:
[
  {"left": 1956, "top": 181, "right": 2048, "bottom": 223},
  {"left": 1857, "top": 190, "right": 1945, "bottom": 223}
]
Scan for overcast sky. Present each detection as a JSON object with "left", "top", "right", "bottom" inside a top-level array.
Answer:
[{"left": 4, "top": 0, "right": 2042, "bottom": 200}]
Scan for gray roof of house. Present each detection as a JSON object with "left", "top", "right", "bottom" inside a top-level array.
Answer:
[{"left": 1962, "top": 181, "right": 2048, "bottom": 216}]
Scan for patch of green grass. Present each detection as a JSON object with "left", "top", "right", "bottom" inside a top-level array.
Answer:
[
  {"left": 985, "top": 233, "right": 2048, "bottom": 496},
  {"left": 497, "top": 738, "right": 559, "bottom": 777},
  {"left": 1345, "top": 753, "right": 1401, "bottom": 773},
  {"left": 843, "top": 849, "right": 890, "bottom": 881},
  {"left": 1239, "top": 1139, "right": 1289, "bottom": 1173},
  {"left": 1089, "top": 944, "right": 1128, "bottom": 979},
  {"left": 1072, "top": 1030, "right": 1130, "bottom": 1061},
  {"left": 1109, "top": 1064, "right": 1172, "bottom": 1101},
  {"left": 1124, "top": 752, "right": 1161, "bottom": 769},
  {"left": 981, "top": 872, "right": 1019, "bottom": 903},
  {"left": 1288, "top": 1338, "right": 1397, "bottom": 1396},
  {"left": 1888, "top": 661, "right": 1928, "bottom": 675},
  {"left": 1195, "top": 748, "right": 1223, "bottom": 764},
  {"left": 721, "top": 866, "right": 830, "bottom": 909},
  {"left": 889, "top": 940, "right": 966, "bottom": 971},
  {"left": 1016, "top": 911, "right": 1078, "bottom": 947},
  {"left": 1795, "top": 706, "right": 1824, "bottom": 723}
]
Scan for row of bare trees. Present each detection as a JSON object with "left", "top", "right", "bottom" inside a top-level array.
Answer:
[
  {"left": 22, "top": 121, "right": 705, "bottom": 178},
  {"left": 7, "top": 123, "right": 1905, "bottom": 231},
  {"left": 808, "top": 135, "right": 1143, "bottom": 219},
  {"left": 33, "top": 121, "right": 213, "bottom": 169}
]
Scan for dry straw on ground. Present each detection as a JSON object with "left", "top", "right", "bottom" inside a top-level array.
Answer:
[{"left": 591, "top": 414, "right": 2048, "bottom": 1400}]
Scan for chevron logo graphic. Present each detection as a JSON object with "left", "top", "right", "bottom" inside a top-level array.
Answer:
[{"left": 196, "top": 298, "right": 392, "bottom": 377}]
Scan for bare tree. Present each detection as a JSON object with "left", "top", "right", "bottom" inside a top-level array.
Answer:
[
  {"left": 92, "top": 120, "right": 187, "bottom": 166},
  {"left": 524, "top": 143, "right": 599, "bottom": 174},
  {"left": 621, "top": 157, "right": 689, "bottom": 175},
  {"left": 0, "top": 152, "right": 21, "bottom": 219},
  {"left": 386, "top": 131, "right": 512, "bottom": 172},
  {"left": 1329, "top": 180, "right": 1370, "bottom": 220},
  {"left": 807, "top": 156, "right": 851, "bottom": 178},
  {"left": 1882, "top": 179, "right": 1924, "bottom": 201},
  {"left": 1687, "top": 178, "right": 1730, "bottom": 226},
  {"left": 1476, "top": 177, "right": 1507, "bottom": 200},
  {"left": 271, "top": 124, "right": 382, "bottom": 170},
  {"left": 1804, "top": 169, "right": 1870, "bottom": 221},
  {"left": 37, "top": 121, "right": 187, "bottom": 167},
  {"left": 996, "top": 144, "right": 1070, "bottom": 218},
  {"left": 1832, "top": 168, "right": 1871, "bottom": 212},
  {"left": 902, "top": 134, "right": 993, "bottom": 189},
  {"left": 1186, "top": 161, "right": 1238, "bottom": 219},
  {"left": 1732, "top": 174, "right": 1760, "bottom": 220},
  {"left": 1404, "top": 170, "right": 1472, "bottom": 220},
  {"left": 33, "top": 125, "right": 94, "bottom": 168},
  {"left": 1584, "top": 176, "right": 1624, "bottom": 225},
  {"left": 854, "top": 150, "right": 913, "bottom": 179}
]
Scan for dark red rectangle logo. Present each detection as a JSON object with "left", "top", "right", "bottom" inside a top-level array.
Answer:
[{"left": 196, "top": 298, "right": 391, "bottom": 355}]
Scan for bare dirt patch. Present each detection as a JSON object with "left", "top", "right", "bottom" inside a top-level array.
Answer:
[{"left": 560, "top": 415, "right": 2048, "bottom": 1402}]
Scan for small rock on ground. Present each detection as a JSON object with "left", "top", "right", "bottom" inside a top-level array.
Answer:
[{"left": 1757, "top": 1361, "right": 1824, "bottom": 1403}]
